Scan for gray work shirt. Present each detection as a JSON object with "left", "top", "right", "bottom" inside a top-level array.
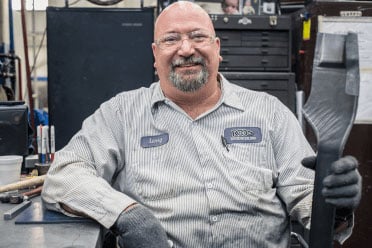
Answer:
[{"left": 43, "top": 74, "right": 316, "bottom": 247}]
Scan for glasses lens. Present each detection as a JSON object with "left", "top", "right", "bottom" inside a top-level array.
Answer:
[
  {"left": 158, "top": 33, "right": 181, "bottom": 49},
  {"left": 189, "top": 31, "right": 213, "bottom": 48},
  {"left": 157, "top": 31, "right": 214, "bottom": 50}
]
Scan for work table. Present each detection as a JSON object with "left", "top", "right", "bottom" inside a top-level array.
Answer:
[{"left": 0, "top": 196, "right": 102, "bottom": 247}]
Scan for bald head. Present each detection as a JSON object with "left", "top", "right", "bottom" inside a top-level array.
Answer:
[
  {"left": 154, "top": 1, "right": 215, "bottom": 38},
  {"left": 151, "top": 1, "right": 222, "bottom": 100}
]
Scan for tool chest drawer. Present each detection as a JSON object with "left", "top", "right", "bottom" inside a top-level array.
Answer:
[
  {"left": 211, "top": 15, "right": 292, "bottom": 71},
  {"left": 220, "top": 54, "right": 289, "bottom": 71},
  {"left": 222, "top": 72, "right": 296, "bottom": 113},
  {"left": 218, "top": 30, "right": 289, "bottom": 47}
]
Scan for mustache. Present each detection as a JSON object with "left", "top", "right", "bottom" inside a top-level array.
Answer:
[{"left": 171, "top": 57, "right": 205, "bottom": 67}]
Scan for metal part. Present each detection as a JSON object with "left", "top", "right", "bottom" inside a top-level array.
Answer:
[
  {"left": 269, "top": 16, "right": 277, "bottom": 26},
  {"left": 9, "top": 194, "right": 27, "bottom": 204},
  {"left": 3, "top": 200, "right": 31, "bottom": 220},
  {"left": 291, "top": 232, "right": 309, "bottom": 248},
  {"left": 0, "top": 193, "right": 10, "bottom": 203},
  {"left": 86, "top": 0, "right": 123, "bottom": 5},
  {"left": 303, "top": 32, "right": 360, "bottom": 248},
  {"left": 0, "top": 185, "right": 42, "bottom": 204}
]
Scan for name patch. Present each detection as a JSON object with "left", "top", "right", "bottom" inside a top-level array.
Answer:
[
  {"left": 224, "top": 127, "right": 262, "bottom": 144},
  {"left": 140, "top": 133, "right": 169, "bottom": 148}
]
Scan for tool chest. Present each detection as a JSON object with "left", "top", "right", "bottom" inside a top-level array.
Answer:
[{"left": 211, "top": 14, "right": 292, "bottom": 72}]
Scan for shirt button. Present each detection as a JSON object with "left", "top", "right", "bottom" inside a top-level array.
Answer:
[
  {"left": 206, "top": 183, "right": 214, "bottom": 189},
  {"left": 211, "top": 216, "right": 219, "bottom": 222}
]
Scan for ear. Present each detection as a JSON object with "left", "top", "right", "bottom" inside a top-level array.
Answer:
[
  {"left": 152, "top": 43, "right": 157, "bottom": 57},
  {"left": 152, "top": 43, "right": 157, "bottom": 69},
  {"left": 215, "top": 37, "right": 222, "bottom": 62}
]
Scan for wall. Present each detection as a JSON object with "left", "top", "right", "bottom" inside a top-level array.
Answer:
[{"left": 1, "top": 0, "right": 158, "bottom": 110}]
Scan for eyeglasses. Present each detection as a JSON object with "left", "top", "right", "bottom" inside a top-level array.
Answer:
[{"left": 155, "top": 30, "right": 216, "bottom": 50}]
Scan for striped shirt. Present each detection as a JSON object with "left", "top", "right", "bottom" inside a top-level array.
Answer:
[{"left": 42, "top": 74, "right": 316, "bottom": 247}]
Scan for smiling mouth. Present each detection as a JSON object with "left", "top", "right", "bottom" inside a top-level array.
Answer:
[
  {"left": 176, "top": 63, "right": 201, "bottom": 69},
  {"left": 172, "top": 57, "right": 205, "bottom": 71}
]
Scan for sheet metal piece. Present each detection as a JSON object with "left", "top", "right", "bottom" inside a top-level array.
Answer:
[{"left": 303, "top": 32, "right": 360, "bottom": 248}]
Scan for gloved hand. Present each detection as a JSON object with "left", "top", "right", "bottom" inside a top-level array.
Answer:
[
  {"left": 302, "top": 155, "right": 362, "bottom": 210},
  {"left": 111, "top": 204, "right": 170, "bottom": 248}
]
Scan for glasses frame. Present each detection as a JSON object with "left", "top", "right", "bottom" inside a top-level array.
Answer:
[{"left": 154, "top": 31, "right": 216, "bottom": 50}]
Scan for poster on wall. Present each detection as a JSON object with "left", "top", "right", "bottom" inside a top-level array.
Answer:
[
  {"left": 318, "top": 16, "right": 372, "bottom": 124},
  {"left": 205, "top": 0, "right": 261, "bottom": 15}
]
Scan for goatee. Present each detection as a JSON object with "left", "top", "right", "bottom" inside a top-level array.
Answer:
[{"left": 169, "top": 57, "right": 209, "bottom": 92}]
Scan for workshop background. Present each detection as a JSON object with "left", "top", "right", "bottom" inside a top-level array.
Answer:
[{"left": 0, "top": 0, "right": 371, "bottom": 247}]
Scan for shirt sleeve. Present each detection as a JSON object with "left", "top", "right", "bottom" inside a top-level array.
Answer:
[
  {"left": 41, "top": 96, "right": 137, "bottom": 228},
  {"left": 270, "top": 99, "right": 315, "bottom": 228}
]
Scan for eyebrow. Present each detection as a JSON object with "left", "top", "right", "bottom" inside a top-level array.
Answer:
[{"left": 160, "top": 29, "right": 208, "bottom": 35}]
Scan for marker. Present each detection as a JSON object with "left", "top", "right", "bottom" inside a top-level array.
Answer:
[
  {"left": 41, "top": 125, "right": 48, "bottom": 164},
  {"left": 37, "top": 125, "right": 42, "bottom": 162},
  {"left": 44, "top": 125, "right": 50, "bottom": 162},
  {"left": 50, "top": 125, "right": 55, "bottom": 162}
]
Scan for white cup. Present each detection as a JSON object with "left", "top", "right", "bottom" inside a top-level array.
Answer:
[{"left": 0, "top": 155, "right": 23, "bottom": 186}]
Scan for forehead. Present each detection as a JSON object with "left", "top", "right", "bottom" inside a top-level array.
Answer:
[
  {"left": 155, "top": 3, "right": 214, "bottom": 36},
  {"left": 225, "top": 0, "right": 239, "bottom": 6}
]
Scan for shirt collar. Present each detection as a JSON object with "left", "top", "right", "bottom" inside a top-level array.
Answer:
[
  {"left": 219, "top": 73, "right": 245, "bottom": 111},
  {"left": 149, "top": 73, "right": 246, "bottom": 114},
  {"left": 151, "top": 82, "right": 166, "bottom": 107}
]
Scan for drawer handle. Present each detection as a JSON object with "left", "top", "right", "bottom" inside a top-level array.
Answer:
[
  {"left": 221, "top": 60, "right": 229, "bottom": 64},
  {"left": 261, "top": 49, "right": 269, "bottom": 54},
  {"left": 261, "top": 60, "right": 268, "bottom": 64},
  {"left": 221, "top": 49, "right": 230, "bottom": 53},
  {"left": 221, "top": 36, "right": 229, "bottom": 40}
]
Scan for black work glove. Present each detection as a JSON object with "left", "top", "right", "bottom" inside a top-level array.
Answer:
[
  {"left": 111, "top": 204, "right": 170, "bottom": 248},
  {"left": 302, "top": 155, "right": 362, "bottom": 210}
]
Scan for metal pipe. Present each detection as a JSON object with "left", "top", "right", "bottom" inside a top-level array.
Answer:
[
  {"left": 20, "top": 0, "right": 36, "bottom": 139},
  {"left": 15, "top": 56, "right": 22, "bottom": 100},
  {"left": 8, "top": 0, "right": 15, "bottom": 52}
]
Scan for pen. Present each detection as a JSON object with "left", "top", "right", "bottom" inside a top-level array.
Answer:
[
  {"left": 50, "top": 125, "right": 55, "bottom": 162},
  {"left": 221, "top": 135, "right": 229, "bottom": 152}
]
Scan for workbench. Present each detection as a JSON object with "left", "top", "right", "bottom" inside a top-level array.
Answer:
[{"left": 0, "top": 196, "right": 103, "bottom": 247}]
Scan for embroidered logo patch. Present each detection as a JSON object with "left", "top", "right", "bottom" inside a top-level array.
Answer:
[
  {"left": 140, "top": 133, "right": 169, "bottom": 148},
  {"left": 224, "top": 127, "right": 262, "bottom": 144}
]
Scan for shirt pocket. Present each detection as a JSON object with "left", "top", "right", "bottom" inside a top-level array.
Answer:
[
  {"left": 223, "top": 142, "right": 273, "bottom": 191},
  {"left": 131, "top": 145, "right": 179, "bottom": 201}
]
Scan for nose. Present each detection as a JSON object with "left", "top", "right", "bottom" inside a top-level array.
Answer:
[{"left": 177, "top": 38, "right": 195, "bottom": 56}]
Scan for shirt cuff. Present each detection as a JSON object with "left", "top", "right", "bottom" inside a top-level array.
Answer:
[{"left": 334, "top": 214, "right": 354, "bottom": 244}]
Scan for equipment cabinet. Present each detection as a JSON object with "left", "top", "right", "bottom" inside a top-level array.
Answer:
[{"left": 211, "top": 14, "right": 292, "bottom": 71}]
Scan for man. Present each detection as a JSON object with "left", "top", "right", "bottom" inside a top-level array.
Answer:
[{"left": 42, "top": 1, "right": 361, "bottom": 247}]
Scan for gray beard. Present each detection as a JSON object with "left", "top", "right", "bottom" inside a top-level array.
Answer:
[{"left": 169, "top": 57, "right": 209, "bottom": 92}]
